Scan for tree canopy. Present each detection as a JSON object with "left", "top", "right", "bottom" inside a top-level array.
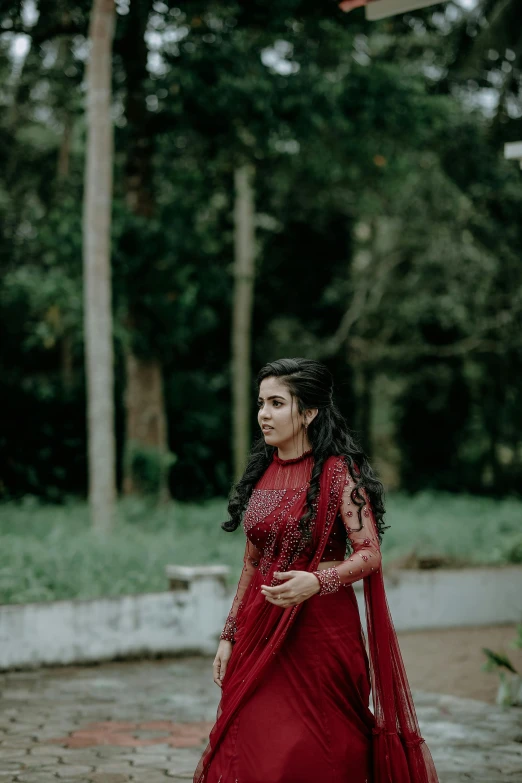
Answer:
[{"left": 1, "top": 0, "right": 521, "bottom": 500}]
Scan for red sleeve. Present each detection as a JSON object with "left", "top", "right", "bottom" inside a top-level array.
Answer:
[
  {"left": 312, "top": 464, "right": 382, "bottom": 595},
  {"left": 220, "top": 538, "right": 263, "bottom": 642}
]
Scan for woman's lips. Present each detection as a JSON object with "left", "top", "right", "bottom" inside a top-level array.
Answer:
[{"left": 262, "top": 426, "right": 273, "bottom": 433}]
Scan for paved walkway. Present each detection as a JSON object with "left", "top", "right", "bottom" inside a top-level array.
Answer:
[{"left": 0, "top": 657, "right": 521, "bottom": 783}]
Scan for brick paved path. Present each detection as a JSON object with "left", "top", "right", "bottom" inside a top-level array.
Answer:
[{"left": 0, "top": 657, "right": 521, "bottom": 782}]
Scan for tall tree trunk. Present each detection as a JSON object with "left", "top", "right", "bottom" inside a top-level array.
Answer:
[
  {"left": 123, "top": 352, "right": 169, "bottom": 501},
  {"left": 232, "top": 164, "right": 256, "bottom": 480},
  {"left": 123, "top": 353, "right": 169, "bottom": 500},
  {"left": 119, "top": 0, "right": 170, "bottom": 500},
  {"left": 83, "top": 0, "right": 116, "bottom": 532}
]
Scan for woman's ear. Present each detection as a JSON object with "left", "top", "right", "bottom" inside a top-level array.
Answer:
[{"left": 306, "top": 408, "right": 319, "bottom": 425}]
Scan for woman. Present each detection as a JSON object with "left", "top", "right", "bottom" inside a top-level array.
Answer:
[{"left": 194, "top": 358, "right": 438, "bottom": 783}]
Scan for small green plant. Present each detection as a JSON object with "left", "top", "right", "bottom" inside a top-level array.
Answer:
[
  {"left": 504, "top": 534, "right": 522, "bottom": 564},
  {"left": 124, "top": 441, "right": 177, "bottom": 497},
  {"left": 482, "top": 626, "right": 522, "bottom": 707}
]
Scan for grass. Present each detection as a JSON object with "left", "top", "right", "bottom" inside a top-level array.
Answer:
[{"left": 0, "top": 491, "right": 521, "bottom": 605}]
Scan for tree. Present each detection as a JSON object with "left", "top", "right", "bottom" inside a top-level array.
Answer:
[
  {"left": 116, "top": 0, "right": 171, "bottom": 501},
  {"left": 83, "top": 0, "right": 116, "bottom": 531},
  {"left": 232, "top": 164, "right": 256, "bottom": 479},
  {"left": 1, "top": 0, "right": 521, "bottom": 501}
]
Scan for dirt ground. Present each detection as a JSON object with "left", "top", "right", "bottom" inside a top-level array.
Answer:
[{"left": 397, "top": 624, "right": 522, "bottom": 703}]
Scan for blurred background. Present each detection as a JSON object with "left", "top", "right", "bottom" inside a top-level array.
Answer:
[{"left": 0, "top": 0, "right": 521, "bottom": 635}]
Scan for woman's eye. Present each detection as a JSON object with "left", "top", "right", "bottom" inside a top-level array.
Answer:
[{"left": 272, "top": 401, "right": 281, "bottom": 407}]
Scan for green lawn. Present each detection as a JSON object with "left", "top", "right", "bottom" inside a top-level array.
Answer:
[{"left": 0, "top": 491, "right": 521, "bottom": 605}]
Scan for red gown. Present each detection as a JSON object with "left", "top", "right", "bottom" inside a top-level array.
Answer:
[{"left": 194, "top": 451, "right": 439, "bottom": 783}]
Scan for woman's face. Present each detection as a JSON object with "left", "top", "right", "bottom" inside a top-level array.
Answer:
[{"left": 257, "top": 376, "right": 313, "bottom": 452}]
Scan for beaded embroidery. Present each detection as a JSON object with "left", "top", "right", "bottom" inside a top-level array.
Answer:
[
  {"left": 313, "top": 566, "right": 341, "bottom": 595},
  {"left": 259, "top": 489, "right": 305, "bottom": 577},
  {"left": 309, "top": 460, "right": 382, "bottom": 596},
  {"left": 243, "top": 489, "right": 287, "bottom": 534},
  {"left": 220, "top": 614, "right": 237, "bottom": 642}
]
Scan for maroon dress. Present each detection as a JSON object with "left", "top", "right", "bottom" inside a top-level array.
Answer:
[{"left": 194, "top": 451, "right": 439, "bottom": 783}]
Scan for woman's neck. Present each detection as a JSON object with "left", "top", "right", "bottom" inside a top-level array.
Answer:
[{"left": 277, "top": 438, "right": 312, "bottom": 461}]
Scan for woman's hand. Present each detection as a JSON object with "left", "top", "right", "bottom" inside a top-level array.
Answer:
[
  {"left": 213, "top": 640, "right": 233, "bottom": 688},
  {"left": 261, "top": 570, "right": 321, "bottom": 608}
]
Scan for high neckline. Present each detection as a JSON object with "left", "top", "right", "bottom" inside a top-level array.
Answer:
[{"left": 273, "top": 448, "right": 313, "bottom": 466}]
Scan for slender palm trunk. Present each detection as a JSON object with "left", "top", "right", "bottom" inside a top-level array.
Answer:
[
  {"left": 83, "top": 0, "right": 116, "bottom": 532},
  {"left": 232, "top": 164, "right": 256, "bottom": 480}
]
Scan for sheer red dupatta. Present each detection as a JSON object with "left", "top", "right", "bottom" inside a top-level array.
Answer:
[
  {"left": 364, "top": 559, "right": 439, "bottom": 782},
  {"left": 194, "top": 456, "right": 439, "bottom": 783},
  {"left": 354, "top": 462, "right": 438, "bottom": 783}
]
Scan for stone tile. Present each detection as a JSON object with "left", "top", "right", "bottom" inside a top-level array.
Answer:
[
  {"left": 28, "top": 745, "right": 65, "bottom": 756},
  {"left": 57, "top": 752, "right": 103, "bottom": 764},
  {"left": 0, "top": 748, "right": 29, "bottom": 758},
  {"left": 90, "top": 763, "right": 134, "bottom": 774},
  {"left": 90, "top": 775, "right": 130, "bottom": 783},
  {"left": 94, "top": 749, "right": 130, "bottom": 760},
  {"left": 1, "top": 657, "right": 521, "bottom": 783},
  {"left": 133, "top": 745, "right": 172, "bottom": 755},
  {"left": 18, "top": 758, "right": 61, "bottom": 769},
  {"left": 1, "top": 738, "right": 35, "bottom": 748},
  {"left": 129, "top": 755, "right": 171, "bottom": 766},
  {"left": 53, "top": 780, "right": 92, "bottom": 783},
  {"left": 0, "top": 761, "right": 24, "bottom": 771}
]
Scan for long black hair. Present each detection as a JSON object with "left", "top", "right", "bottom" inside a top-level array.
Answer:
[{"left": 223, "top": 358, "right": 388, "bottom": 542}]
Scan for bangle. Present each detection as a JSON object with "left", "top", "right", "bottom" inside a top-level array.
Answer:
[{"left": 312, "top": 567, "right": 341, "bottom": 595}]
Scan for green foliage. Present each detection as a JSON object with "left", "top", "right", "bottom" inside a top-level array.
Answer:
[
  {"left": 482, "top": 624, "right": 522, "bottom": 707},
  {"left": 378, "top": 490, "right": 522, "bottom": 565},
  {"left": 482, "top": 648, "right": 518, "bottom": 675},
  {"left": 0, "top": 490, "right": 520, "bottom": 604},
  {"left": 503, "top": 535, "right": 522, "bottom": 564},
  {"left": 0, "top": 1, "right": 521, "bottom": 501}
]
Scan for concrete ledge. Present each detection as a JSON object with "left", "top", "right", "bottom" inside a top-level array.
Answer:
[
  {"left": 165, "top": 564, "right": 229, "bottom": 591},
  {"left": 0, "top": 565, "right": 520, "bottom": 670},
  {"left": 354, "top": 565, "right": 522, "bottom": 631},
  {"left": 0, "top": 565, "right": 231, "bottom": 670}
]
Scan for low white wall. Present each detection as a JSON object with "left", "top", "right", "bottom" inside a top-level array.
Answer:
[
  {"left": 0, "top": 566, "right": 230, "bottom": 670},
  {"left": 0, "top": 566, "right": 520, "bottom": 670},
  {"left": 354, "top": 565, "right": 522, "bottom": 631}
]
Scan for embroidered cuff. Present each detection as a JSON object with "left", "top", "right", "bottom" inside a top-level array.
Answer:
[
  {"left": 313, "top": 567, "right": 341, "bottom": 596},
  {"left": 220, "top": 614, "right": 237, "bottom": 642}
]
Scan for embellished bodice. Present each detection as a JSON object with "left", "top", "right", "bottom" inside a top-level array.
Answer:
[
  {"left": 220, "top": 449, "right": 382, "bottom": 643},
  {"left": 243, "top": 450, "right": 347, "bottom": 562}
]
